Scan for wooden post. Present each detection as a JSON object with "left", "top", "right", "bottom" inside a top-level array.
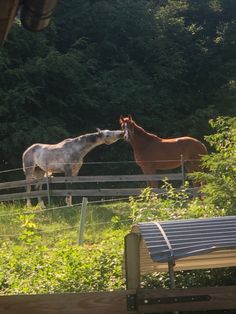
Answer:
[
  {"left": 168, "top": 261, "right": 179, "bottom": 314},
  {"left": 125, "top": 232, "right": 141, "bottom": 290},
  {"left": 180, "top": 154, "right": 185, "bottom": 187},
  {"left": 168, "top": 261, "right": 176, "bottom": 289},
  {"left": 78, "top": 197, "right": 88, "bottom": 246}
]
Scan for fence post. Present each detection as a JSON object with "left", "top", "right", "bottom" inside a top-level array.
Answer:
[
  {"left": 168, "top": 261, "right": 179, "bottom": 314},
  {"left": 180, "top": 154, "right": 185, "bottom": 186},
  {"left": 78, "top": 197, "right": 88, "bottom": 246},
  {"left": 125, "top": 232, "right": 141, "bottom": 290}
]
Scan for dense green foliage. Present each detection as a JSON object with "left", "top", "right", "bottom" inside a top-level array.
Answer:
[
  {"left": 193, "top": 116, "right": 236, "bottom": 214},
  {"left": 0, "top": 0, "right": 236, "bottom": 174},
  {"left": 0, "top": 236, "right": 125, "bottom": 294}
]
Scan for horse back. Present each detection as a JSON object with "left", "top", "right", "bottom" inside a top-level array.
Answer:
[
  {"left": 176, "top": 136, "right": 207, "bottom": 156},
  {"left": 132, "top": 135, "right": 207, "bottom": 163}
]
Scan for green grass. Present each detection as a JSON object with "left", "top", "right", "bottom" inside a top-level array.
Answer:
[
  {"left": 0, "top": 199, "right": 131, "bottom": 243},
  {"left": 0, "top": 199, "right": 132, "bottom": 294},
  {"left": 0, "top": 189, "right": 235, "bottom": 304}
]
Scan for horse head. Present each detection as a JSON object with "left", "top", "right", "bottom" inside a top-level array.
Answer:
[
  {"left": 119, "top": 115, "right": 134, "bottom": 141},
  {"left": 96, "top": 128, "right": 124, "bottom": 145}
]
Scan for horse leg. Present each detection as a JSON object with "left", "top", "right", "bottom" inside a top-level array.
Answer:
[
  {"left": 24, "top": 170, "right": 35, "bottom": 207},
  {"left": 26, "top": 179, "right": 32, "bottom": 207},
  {"left": 140, "top": 165, "right": 157, "bottom": 188},
  {"left": 65, "top": 165, "right": 72, "bottom": 206},
  {"left": 23, "top": 150, "right": 37, "bottom": 207},
  {"left": 185, "top": 159, "right": 204, "bottom": 198},
  {"left": 35, "top": 168, "right": 46, "bottom": 208},
  {"left": 35, "top": 183, "right": 45, "bottom": 208}
]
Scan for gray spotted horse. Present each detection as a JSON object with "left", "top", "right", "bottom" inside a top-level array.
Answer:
[{"left": 22, "top": 129, "right": 124, "bottom": 207}]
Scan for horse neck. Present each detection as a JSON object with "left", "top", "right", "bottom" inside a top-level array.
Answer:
[
  {"left": 130, "top": 123, "right": 160, "bottom": 148},
  {"left": 75, "top": 134, "right": 103, "bottom": 158}
]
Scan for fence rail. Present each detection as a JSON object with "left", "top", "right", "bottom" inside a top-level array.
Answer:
[
  {"left": 0, "top": 286, "right": 236, "bottom": 314},
  {"left": 0, "top": 178, "right": 47, "bottom": 189},
  {"left": 49, "top": 173, "right": 183, "bottom": 183},
  {"left": 0, "top": 172, "right": 197, "bottom": 203}
]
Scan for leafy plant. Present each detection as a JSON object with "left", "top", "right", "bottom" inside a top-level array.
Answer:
[
  {"left": 193, "top": 116, "right": 236, "bottom": 215},
  {"left": 18, "top": 213, "right": 41, "bottom": 244},
  {"left": 129, "top": 180, "right": 215, "bottom": 223}
]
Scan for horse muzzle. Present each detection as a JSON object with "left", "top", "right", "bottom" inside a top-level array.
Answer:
[
  {"left": 123, "top": 129, "right": 130, "bottom": 141},
  {"left": 118, "top": 130, "right": 125, "bottom": 139}
]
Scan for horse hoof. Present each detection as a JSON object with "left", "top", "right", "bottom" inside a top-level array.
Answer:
[{"left": 38, "top": 202, "right": 46, "bottom": 209}]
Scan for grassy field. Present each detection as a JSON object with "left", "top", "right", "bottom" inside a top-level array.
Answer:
[
  {"left": 0, "top": 198, "right": 132, "bottom": 242},
  {"left": 0, "top": 198, "right": 132, "bottom": 294},
  {"left": 0, "top": 188, "right": 235, "bottom": 305}
]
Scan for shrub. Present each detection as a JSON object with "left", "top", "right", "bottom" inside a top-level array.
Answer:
[{"left": 193, "top": 116, "right": 236, "bottom": 215}]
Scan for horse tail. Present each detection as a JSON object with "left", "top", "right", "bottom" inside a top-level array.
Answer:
[
  {"left": 200, "top": 141, "right": 208, "bottom": 156},
  {"left": 199, "top": 142, "right": 208, "bottom": 172},
  {"left": 22, "top": 144, "right": 38, "bottom": 176}
]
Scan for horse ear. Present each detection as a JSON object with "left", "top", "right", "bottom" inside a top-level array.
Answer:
[
  {"left": 128, "top": 114, "right": 132, "bottom": 121},
  {"left": 96, "top": 128, "right": 101, "bottom": 133},
  {"left": 119, "top": 115, "right": 124, "bottom": 123}
]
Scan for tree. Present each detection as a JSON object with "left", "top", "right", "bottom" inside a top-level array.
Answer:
[{"left": 0, "top": 0, "right": 236, "bottom": 176}]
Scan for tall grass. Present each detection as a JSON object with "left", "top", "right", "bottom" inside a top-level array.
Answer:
[
  {"left": 0, "top": 199, "right": 132, "bottom": 294},
  {"left": 0, "top": 199, "right": 132, "bottom": 244}
]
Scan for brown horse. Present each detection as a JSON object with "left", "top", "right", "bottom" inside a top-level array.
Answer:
[{"left": 119, "top": 115, "right": 207, "bottom": 187}]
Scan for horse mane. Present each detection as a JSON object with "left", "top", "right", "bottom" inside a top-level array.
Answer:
[{"left": 131, "top": 119, "right": 161, "bottom": 141}]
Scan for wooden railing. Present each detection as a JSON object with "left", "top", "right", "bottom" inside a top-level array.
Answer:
[
  {"left": 0, "top": 173, "right": 198, "bottom": 203},
  {"left": 0, "top": 286, "right": 236, "bottom": 314}
]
